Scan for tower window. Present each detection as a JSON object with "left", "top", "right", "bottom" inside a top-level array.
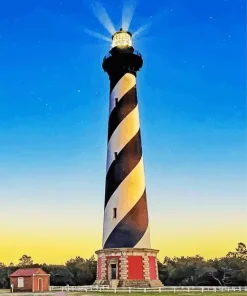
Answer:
[
  {"left": 114, "top": 152, "right": 118, "bottom": 160},
  {"left": 113, "top": 208, "right": 117, "bottom": 219},
  {"left": 115, "top": 98, "right": 118, "bottom": 106}
]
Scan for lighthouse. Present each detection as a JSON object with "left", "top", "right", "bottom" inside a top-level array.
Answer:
[{"left": 94, "top": 29, "right": 163, "bottom": 288}]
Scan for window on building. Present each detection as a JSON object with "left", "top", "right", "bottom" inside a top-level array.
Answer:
[
  {"left": 18, "top": 277, "right": 24, "bottom": 288},
  {"left": 113, "top": 208, "right": 117, "bottom": 219},
  {"left": 115, "top": 98, "right": 118, "bottom": 106},
  {"left": 114, "top": 152, "right": 117, "bottom": 160}
]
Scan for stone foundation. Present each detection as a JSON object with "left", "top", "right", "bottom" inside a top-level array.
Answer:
[
  {"left": 118, "top": 279, "right": 163, "bottom": 287},
  {"left": 94, "top": 248, "right": 163, "bottom": 288}
]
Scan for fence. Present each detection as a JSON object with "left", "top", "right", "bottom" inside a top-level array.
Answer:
[{"left": 49, "top": 285, "right": 247, "bottom": 293}]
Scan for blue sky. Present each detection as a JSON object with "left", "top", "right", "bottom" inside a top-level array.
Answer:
[{"left": 0, "top": 0, "right": 246, "bottom": 263}]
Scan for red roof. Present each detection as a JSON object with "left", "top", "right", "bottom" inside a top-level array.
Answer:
[{"left": 10, "top": 268, "right": 47, "bottom": 277}]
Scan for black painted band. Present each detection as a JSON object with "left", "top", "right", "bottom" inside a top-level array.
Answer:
[
  {"left": 108, "top": 86, "right": 137, "bottom": 142},
  {"left": 103, "top": 190, "right": 149, "bottom": 248},
  {"left": 105, "top": 129, "right": 142, "bottom": 208}
]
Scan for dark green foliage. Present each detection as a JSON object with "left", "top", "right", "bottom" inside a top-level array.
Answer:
[
  {"left": 0, "top": 243, "right": 246, "bottom": 288},
  {"left": 158, "top": 243, "right": 247, "bottom": 286}
]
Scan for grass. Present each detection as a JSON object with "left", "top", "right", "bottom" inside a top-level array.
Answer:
[
  {"left": 0, "top": 291, "right": 246, "bottom": 296},
  {"left": 68, "top": 293, "right": 247, "bottom": 296}
]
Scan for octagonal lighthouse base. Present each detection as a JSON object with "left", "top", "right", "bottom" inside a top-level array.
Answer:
[{"left": 94, "top": 248, "right": 163, "bottom": 288}]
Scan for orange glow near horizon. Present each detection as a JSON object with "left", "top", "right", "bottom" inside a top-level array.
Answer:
[{"left": 1, "top": 214, "right": 246, "bottom": 265}]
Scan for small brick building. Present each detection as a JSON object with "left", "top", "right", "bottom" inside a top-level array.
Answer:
[{"left": 10, "top": 268, "right": 50, "bottom": 292}]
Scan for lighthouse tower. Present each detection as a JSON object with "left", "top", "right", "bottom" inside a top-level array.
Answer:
[{"left": 95, "top": 29, "right": 163, "bottom": 288}]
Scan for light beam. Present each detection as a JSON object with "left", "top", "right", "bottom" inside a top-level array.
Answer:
[
  {"left": 121, "top": 0, "right": 137, "bottom": 31},
  {"left": 90, "top": 1, "right": 116, "bottom": 35},
  {"left": 132, "top": 8, "right": 170, "bottom": 39},
  {"left": 84, "top": 28, "right": 112, "bottom": 42}
]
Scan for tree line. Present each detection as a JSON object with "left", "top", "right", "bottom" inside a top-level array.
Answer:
[{"left": 0, "top": 242, "right": 246, "bottom": 288}]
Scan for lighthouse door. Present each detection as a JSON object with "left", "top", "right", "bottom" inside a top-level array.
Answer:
[
  {"left": 108, "top": 261, "right": 119, "bottom": 288},
  {"left": 111, "top": 264, "right": 117, "bottom": 280}
]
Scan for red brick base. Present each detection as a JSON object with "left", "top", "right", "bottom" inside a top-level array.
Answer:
[{"left": 94, "top": 248, "right": 163, "bottom": 287}]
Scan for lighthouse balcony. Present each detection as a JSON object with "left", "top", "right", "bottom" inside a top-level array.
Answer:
[
  {"left": 102, "top": 49, "right": 143, "bottom": 75},
  {"left": 103, "top": 49, "right": 142, "bottom": 61}
]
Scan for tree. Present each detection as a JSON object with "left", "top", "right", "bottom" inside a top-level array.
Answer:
[
  {"left": 227, "top": 242, "right": 247, "bottom": 260},
  {"left": 45, "top": 265, "right": 75, "bottom": 286},
  {"left": 197, "top": 243, "right": 247, "bottom": 286},
  {"left": 65, "top": 255, "right": 97, "bottom": 285},
  {"left": 18, "top": 255, "right": 33, "bottom": 267},
  {"left": 161, "top": 255, "right": 209, "bottom": 286},
  {"left": 158, "top": 243, "right": 247, "bottom": 286},
  {"left": 0, "top": 267, "right": 9, "bottom": 289},
  {"left": 65, "top": 256, "right": 85, "bottom": 268},
  {"left": 157, "top": 260, "right": 169, "bottom": 284}
]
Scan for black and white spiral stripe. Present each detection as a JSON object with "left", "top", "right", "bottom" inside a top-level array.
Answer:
[{"left": 102, "top": 72, "right": 151, "bottom": 249}]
